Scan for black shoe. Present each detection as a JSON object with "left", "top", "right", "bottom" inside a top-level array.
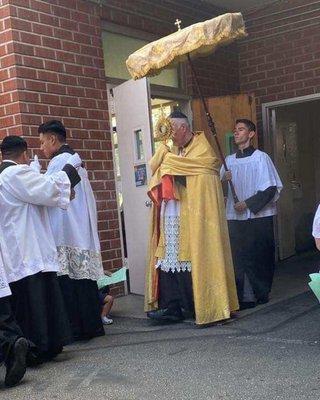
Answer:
[
  {"left": 147, "top": 308, "right": 184, "bottom": 322},
  {"left": 239, "top": 302, "right": 256, "bottom": 310},
  {"left": 5, "top": 337, "right": 28, "bottom": 387}
]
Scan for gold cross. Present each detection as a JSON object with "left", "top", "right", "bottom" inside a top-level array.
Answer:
[{"left": 174, "top": 19, "right": 182, "bottom": 31}]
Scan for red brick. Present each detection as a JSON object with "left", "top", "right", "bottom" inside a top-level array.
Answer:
[
  {"left": 13, "top": 66, "right": 37, "bottom": 79},
  {"left": 30, "top": 0, "right": 52, "bottom": 13},
  {"left": 24, "top": 79, "right": 46, "bottom": 92},
  {"left": 58, "top": 73, "right": 77, "bottom": 86},
  {"left": 0, "top": 54, "right": 16, "bottom": 68},
  {"left": 18, "top": 91, "right": 39, "bottom": 102},
  {"left": 55, "top": 51, "right": 75, "bottom": 64},
  {"left": 16, "top": 7, "right": 39, "bottom": 22},
  {"left": 41, "top": 36, "right": 61, "bottom": 50},
  {"left": 66, "top": 86, "right": 85, "bottom": 97},
  {"left": 295, "top": 70, "right": 314, "bottom": 80},
  {"left": 49, "top": 105, "right": 69, "bottom": 117},
  {"left": 34, "top": 47, "right": 56, "bottom": 60},
  {"left": 52, "top": 5, "right": 71, "bottom": 18},
  {"left": 62, "top": 41, "right": 80, "bottom": 53},
  {"left": 0, "top": 69, "right": 9, "bottom": 81},
  {"left": 32, "top": 22, "right": 54, "bottom": 36},
  {"left": 60, "top": 96, "right": 79, "bottom": 107},
  {"left": 38, "top": 13, "right": 59, "bottom": 26},
  {"left": 47, "top": 83, "right": 66, "bottom": 95},
  {"left": 70, "top": 10, "right": 89, "bottom": 24},
  {"left": 22, "top": 55, "right": 44, "bottom": 69},
  {"left": 27, "top": 103, "right": 49, "bottom": 114},
  {"left": 20, "top": 32, "right": 41, "bottom": 46},
  {"left": 69, "top": 108, "right": 87, "bottom": 118},
  {"left": 37, "top": 70, "right": 58, "bottom": 83},
  {"left": 53, "top": 28, "right": 73, "bottom": 41},
  {"left": 44, "top": 59, "right": 64, "bottom": 73},
  {"left": 40, "top": 93, "right": 61, "bottom": 105},
  {"left": 59, "top": 17, "right": 78, "bottom": 32},
  {"left": 5, "top": 102, "right": 21, "bottom": 115}
]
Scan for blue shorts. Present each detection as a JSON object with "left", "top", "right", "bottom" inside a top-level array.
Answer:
[{"left": 98, "top": 286, "right": 110, "bottom": 305}]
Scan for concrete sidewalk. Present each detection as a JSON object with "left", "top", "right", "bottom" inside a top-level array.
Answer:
[
  {"left": 2, "top": 251, "right": 320, "bottom": 400},
  {"left": 112, "top": 250, "right": 320, "bottom": 320}
]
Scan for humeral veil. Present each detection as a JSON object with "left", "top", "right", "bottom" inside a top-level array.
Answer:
[{"left": 145, "top": 132, "right": 239, "bottom": 325}]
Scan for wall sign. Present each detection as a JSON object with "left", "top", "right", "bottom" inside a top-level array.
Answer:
[{"left": 134, "top": 164, "right": 147, "bottom": 187}]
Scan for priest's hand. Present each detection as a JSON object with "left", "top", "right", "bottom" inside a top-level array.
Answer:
[
  {"left": 29, "top": 155, "right": 41, "bottom": 173},
  {"left": 234, "top": 201, "right": 247, "bottom": 212},
  {"left": 222, "top": 171, "right": 232, "bottom": 181},
  {"left": 67, "top": 153, "right": 82, "bottom": 170}
]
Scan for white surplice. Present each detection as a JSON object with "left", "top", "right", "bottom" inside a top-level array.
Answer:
[
  {"left": 0, "top": 163, "right": 71, "bottom": 283},
  {"left": 45, "top": 152, "right": 104, "bottom": 281},
  {"left": 220, "top": 149, "right": 283, "bottom": 221},
  {"left": 0, "top": 246, "right": 11, "bottom": 299}
]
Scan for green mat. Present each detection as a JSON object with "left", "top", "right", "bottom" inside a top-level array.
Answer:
[
  {"left": 309, "top": 272, "right": 320, "bottom": 303},
  {"left": 97, "top": 267, "right": 127, "bottom": 289}
]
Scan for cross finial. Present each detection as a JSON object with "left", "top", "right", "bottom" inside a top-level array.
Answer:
[{"left": 174, "top": 19, "right": 182, "bottom": 31}]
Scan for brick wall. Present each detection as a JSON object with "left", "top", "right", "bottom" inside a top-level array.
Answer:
[
  {"left": 101, "top": 0, "right": 240, "bottom": 97},
  {"left": 0, "top": 0, "right": 122, "bottom": 278},
  {"left": 0, "top": 2, "right": 24, "bottom": 136},
  {"left": 239, "top": 0, "right": 320, "bottom": 134}
]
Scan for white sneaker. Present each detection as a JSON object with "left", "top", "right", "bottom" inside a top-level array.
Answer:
[{"left": 102, "top": 316, "right": 113, "bottom": 325}]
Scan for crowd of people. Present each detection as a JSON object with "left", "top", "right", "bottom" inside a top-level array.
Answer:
[
  {"left": 0, "top": 121, "right": 112, "bottom": 387},
  {"left": 1, "top": 112, "right": 319, "bottom": 388}
]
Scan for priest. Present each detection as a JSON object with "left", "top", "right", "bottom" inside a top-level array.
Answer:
[
  {"left": 0, "top": 135, "right": 80, "bottom": 362},
  {"left": 221, "top": 119, "right": 283, "bottom": 309},
  {"left": 146, "top": 110, "right": 239, "bottom": 325},
  {"left": 38, "top": 120, "right": 105, "bottom": 340}
]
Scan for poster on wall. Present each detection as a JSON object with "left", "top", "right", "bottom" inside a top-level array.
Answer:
[{"left": 134, "top": 164, "right": 147, "bottom": 187}]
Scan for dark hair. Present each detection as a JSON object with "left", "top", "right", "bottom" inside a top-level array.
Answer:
[
  {"left": 38, "top": 120, "right": 67, "bottom": 142},
  {"left": 0, "top": 135, "right": 28, "bottom": 158},
  {"left": 236, "top": 119, "right": 256, "bottom": 132}
]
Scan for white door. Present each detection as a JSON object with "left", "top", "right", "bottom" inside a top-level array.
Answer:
[{"left": 113, "top": 78, "right": 154, "bottom": 295}]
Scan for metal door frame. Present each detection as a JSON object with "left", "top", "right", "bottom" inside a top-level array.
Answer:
[
  {"left": 262, "top": 93, "right": 320, "bottom": 158},
  {"left": 262, "top": 92, "right": 320, "bottom": 260}
]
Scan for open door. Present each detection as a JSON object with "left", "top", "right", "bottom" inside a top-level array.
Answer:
[
  {"left": 192, "top": 94, "right": 258, "bottom": 155},
  {"left": 113, "top": 78, "right": 154, "bottom": 295}
]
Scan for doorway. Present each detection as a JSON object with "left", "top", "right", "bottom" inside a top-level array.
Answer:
[
  {"left": 108, "top": 79, "right": 190, "bottom": 295},
  {"left": 263, "top": 96, "right": 320, "bottom": 260}
]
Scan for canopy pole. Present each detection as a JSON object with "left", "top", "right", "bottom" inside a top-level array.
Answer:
[{"left": 187, "top": 54, "right": 239, "bottom": 203}]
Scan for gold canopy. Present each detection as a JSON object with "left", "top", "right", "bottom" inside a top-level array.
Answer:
[{"left": 126, "top": 12, "right": 246, "bottom": 80}]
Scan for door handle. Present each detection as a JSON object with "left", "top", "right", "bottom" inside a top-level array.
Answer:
[{"left": 145, "top": 200, "right": 152, "bottom": 207}]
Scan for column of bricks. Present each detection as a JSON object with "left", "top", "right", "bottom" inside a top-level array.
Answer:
[
  {"left": 0, "top": 0, "right": 122, "bottom": 275},
  {"left": 0, "top": 1, "right": 25, "bottom": 138}
]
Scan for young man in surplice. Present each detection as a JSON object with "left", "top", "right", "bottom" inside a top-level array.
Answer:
[
  {"left": 221, "top": 119, "right": 283, "bottom": 310},
  {"left": 0, "top": 135, "right": 80, "bottom": 363},
  {"left": 38, "top": 120, "right": 105, "bottom": 340}
]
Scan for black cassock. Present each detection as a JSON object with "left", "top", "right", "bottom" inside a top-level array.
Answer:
[{"left": 0, "top": 297, "right": 23, "bottom": 364}]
